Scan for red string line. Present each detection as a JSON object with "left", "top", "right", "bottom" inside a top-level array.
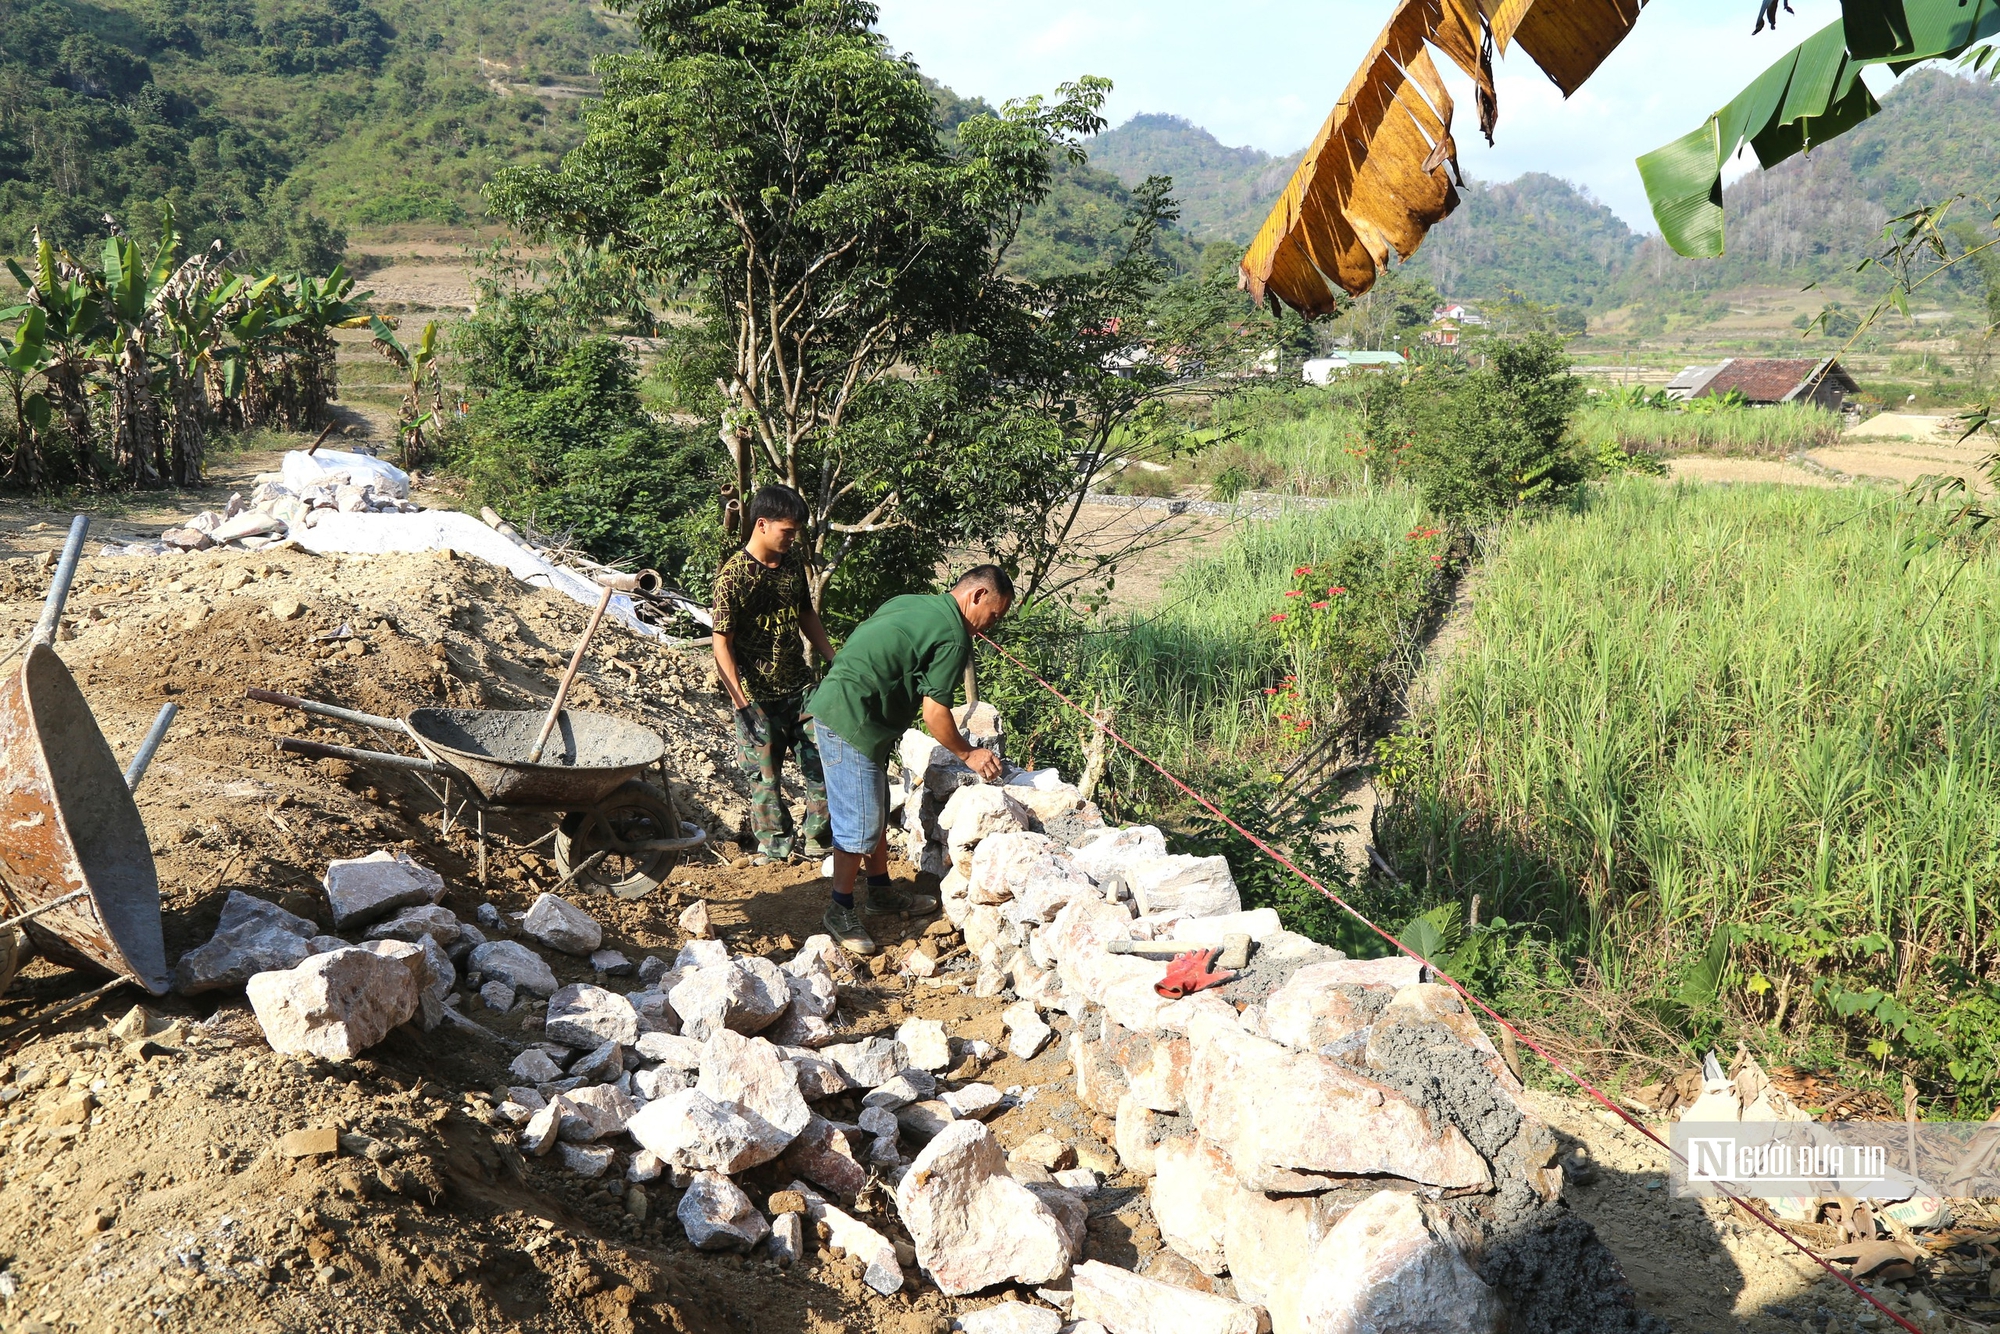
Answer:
[{"left": 976, "top": 631, "right": 1924, "bottom": 1334}]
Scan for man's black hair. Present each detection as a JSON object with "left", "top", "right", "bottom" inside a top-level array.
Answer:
[
  {"left": 748, "top": 483, "right": 808, "bottom": 528},
  {"left": 952, "top": 564, "right": 1015, "bottom": 600}
]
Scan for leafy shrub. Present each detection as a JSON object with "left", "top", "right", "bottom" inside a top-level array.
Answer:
[
  {"left": 1400, "top": 333, "right": 1585, "bottom": 521},
  {"left": 440, "top": 338, "right": 723, "bottom": 587}
]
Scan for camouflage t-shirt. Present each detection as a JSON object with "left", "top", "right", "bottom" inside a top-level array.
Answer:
[{"left": 711, "top": 547, "right": 813, "bottom": 702}]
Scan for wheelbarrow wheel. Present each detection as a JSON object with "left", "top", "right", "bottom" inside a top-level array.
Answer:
[{"left": 554, "top": 781, "right": 681, "bottom": 899}]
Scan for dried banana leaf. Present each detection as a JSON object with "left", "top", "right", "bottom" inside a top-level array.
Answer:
[{"left": 1241, "top": 0, "right": 1648, "bottom": 311}]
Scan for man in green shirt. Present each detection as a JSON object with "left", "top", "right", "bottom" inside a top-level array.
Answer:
[
  {"left": 807, "top": 566, "right": 1013, "bottom": 955},
  {"left": 712, "top": 485, "right": 837, "bottom": 864}
]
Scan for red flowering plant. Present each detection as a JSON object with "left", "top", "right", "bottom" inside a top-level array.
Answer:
[{"left": 1263, "top": 527, "right": 1453, "bottom": 738}]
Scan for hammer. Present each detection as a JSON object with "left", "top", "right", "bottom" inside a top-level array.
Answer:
[{"left": 1108, "top": 933, "right": 1252, "bottom": 971}]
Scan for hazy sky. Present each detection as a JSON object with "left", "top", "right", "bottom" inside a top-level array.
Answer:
[{"left": 872, "top": 0, "right": 1868, "bottom": 233}]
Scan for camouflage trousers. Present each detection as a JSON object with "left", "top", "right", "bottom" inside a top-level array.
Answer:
[{"left": 735, "top": 692, "right": 830, "bottom": 860}]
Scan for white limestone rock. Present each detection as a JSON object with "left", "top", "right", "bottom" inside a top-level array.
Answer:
[
  {"left": 1069, "top": 1260, "right": 1262, "bottom": 1334},
  {"left": 678, "top": 1171, "right": 768, "bottom": 1251},
  {"left": 894, "top": 1120, "right": 1073, "bottom": 1296},
  {"left": 635, "top": 1031, "right": 703, "bottom": 1069},
  {"left": 245, "top": 947, "right": 417, "bottom": 1061},
  {"left": 1182, "top": 1009, "right": 1489, "bottom": 1192},
  {"left": 1296, "top": 1189, "right": 1502, "bottom": 1333},
  {"left": 364, "top": 904, "right": 464, "bottom": 950},
  {"left": 669, "top": 958, "right": 790, "bottom": 1040},
  {"left": 323, "top": 851, "right": 445, "bottom": 929},
  {"left": 627, "top": 1089, "right": 787, "bottom": 1173},
  {"left": 557, "top": 1084, "right": 637, "bottom": 1142},
  {"left": 695, "top": 1029, "right": 811, "bottom": 1148},
  {"left": 545, "top": 983, "right": 641, "bottom": 1048},
  {"left": 781, "top": 1113, "right": 866, "bottom": 1201},
  {"left": 1068, "top": 825, "right": 1168, "bottom": 883},
  {"left": 467, "top": 940, "right": 559, "bottom": 997},
  {"left": 953, "top": 1303, "right": 1063, "bottom": 1334},
  {"left": 1123, "top": 855, "right": 1239, "bottom": 919},
  {"left": 941, "top": 1083, "right": 1005, "bottom": 1119},
  {"left": 769, "top": 1211, "right": 805, "bottom": 1266},
  {"left": 172, "top": 891, "right": 318, "bottom": 995},
  {"left": 1150, "top": 1135, "right": 1234, "bottom": 1276},
  {"left": 522, "top": 893, "right": 603, "bottom": 956},
  {"left": 1003, "top": 1001, "right": 1054, "bottom": 1061},
  {"left": 559, "top": 1143, "right": 616, "bottom": 1178},
  {"left": 939, "top": 784, "right": 1031, "bottom": 851},
  {"left": 821, "top": 1035, "right": 903, "bottom": 1088},
  {"left": 510, "top": 1048, "right": 564, "bottom": 1083},
  {"left": 795, "top": 1184, "right": 905, "bottom": 1294},
  {"left": 895, "top": 1017, "right": 953, "bottom": 1072}
]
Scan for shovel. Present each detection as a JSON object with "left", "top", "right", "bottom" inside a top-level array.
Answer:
[{"left": 526, "top": 571, "right": 641, "bottom": 765}]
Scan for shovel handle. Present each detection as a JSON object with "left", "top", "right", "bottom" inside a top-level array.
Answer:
[{"left": 528, "top": 579, "right": 618, "bottom": 765}]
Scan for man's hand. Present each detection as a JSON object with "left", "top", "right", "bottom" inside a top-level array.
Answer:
[
  {"left": 964, "top": 747, "right": 1002, "bottom": 782},
  {"left": 735, "top": 702, "right": 769, "bottom": 747}
]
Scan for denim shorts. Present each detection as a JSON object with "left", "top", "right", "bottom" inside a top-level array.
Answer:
[{"left": 813, "top": 721, "right": 889, "bottom": 854}]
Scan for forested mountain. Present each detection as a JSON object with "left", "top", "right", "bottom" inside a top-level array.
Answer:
[
  {"left": 1084, "top": 71, "right": 2000, "bottom": 310},
  {"left": 1084, "top": 113, "right": 1298, "bottom": 243},
  {"left": 0, "top": 1, "right": 1189, "bottom": 279},
  {"left": 0, "top": 0, "right": 624, "bottom": 263}
]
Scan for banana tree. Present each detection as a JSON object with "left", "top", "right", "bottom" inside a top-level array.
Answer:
[
  {"left": 213, "top": 274, "right": 298, "bottom": 430},
  {"left": 1, "top": 305, "right": 54, "bottom": 483},
  {"left": 156, "top": 250, "right": 245, "bottom": 485},
  {"left": 281, "top": 267, "right": 373, "bottom": 429},
  {"left": 98, "top": 227, "right": 181, "bottom": 485},
  {"left": 369, "top": 315, "right": 443, "bottom": 467},
  {"left": 7, "top": 235, "right": 107, "bottom": 480}
]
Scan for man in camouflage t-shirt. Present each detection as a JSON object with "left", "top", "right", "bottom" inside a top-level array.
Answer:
[{"left": 712, "top": 484, "right": 837, "bottom": 863}]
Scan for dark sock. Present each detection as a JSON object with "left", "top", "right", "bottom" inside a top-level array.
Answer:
[
  {"left": 866, "top": 873, "right": 892, "bottom": 890},
  {"left": 832, "top": 889, "right": 855, "bottom": 909}
]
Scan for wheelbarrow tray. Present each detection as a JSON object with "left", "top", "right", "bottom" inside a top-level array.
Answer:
[
  {"left": 0, "top": 644, "right": 169, "bottom": 994},
  {"left": 404, "top": 707, "right": 664, "bottom": 808}
]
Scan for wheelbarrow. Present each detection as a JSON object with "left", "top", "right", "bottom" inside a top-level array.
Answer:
[
  {"left": 0, "top": 516, "right": 174, "bottom": 996},
  {"left": 251, "top": 690, "right": 707, "bottom": 898}
]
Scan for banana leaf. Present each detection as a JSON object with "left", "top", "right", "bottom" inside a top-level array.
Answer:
[{"left": 1640, "top": 0, "right": 2000, "bottom": 257}]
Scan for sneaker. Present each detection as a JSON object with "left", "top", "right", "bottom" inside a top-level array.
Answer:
[
  {"left": 862, "top": 881, "right": 940, "bottom": 917},
  {"left": 801, "top": 840, "right": 835, "bottom": 860},
  {"left": 823, "top": 903, "right": 878, "bottom": 957}
]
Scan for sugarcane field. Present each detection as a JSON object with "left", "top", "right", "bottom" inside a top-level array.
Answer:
[{"left": 5, "top": 1, "right": 2000, "bottom": 1333}]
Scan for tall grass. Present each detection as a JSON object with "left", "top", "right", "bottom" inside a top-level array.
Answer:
[
  {"left": 1576, "top": 400, "right": 1844, "bottom": 457},
  {"left": 1124, "top": 386, "right": 1378, "bottom": 498},
  {"left": 1381, "top": 478, "right": 2000, "bottom": 1104}
]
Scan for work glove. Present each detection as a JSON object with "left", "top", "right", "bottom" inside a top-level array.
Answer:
[{"left": 735, "top": 703, "right": 769, "bottom": 747}]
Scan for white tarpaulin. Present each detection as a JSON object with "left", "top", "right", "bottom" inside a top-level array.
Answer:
[
  {"left": 293, "top": 509, "right": 669, "bottom": 639},
  {"left": 280, "top": 449, "right": 411, "bottom": 498}
]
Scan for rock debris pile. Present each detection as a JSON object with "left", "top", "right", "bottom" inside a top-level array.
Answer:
[{"left": 104, "top": 450, "right": 420, "bottom": 557}]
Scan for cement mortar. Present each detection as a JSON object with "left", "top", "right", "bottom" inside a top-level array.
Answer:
[
  {"left": 1363, "top": 1019, "right": 1665, "bottom": 1332},
  {"left": 1474, "top": 1212, "right": 1671, "bottom": 1334},
  {"left": 1365, "top": 1022, "right": 1519, "bottom": 1159}
]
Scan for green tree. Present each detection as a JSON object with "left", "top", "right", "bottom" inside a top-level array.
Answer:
[
  {"left": 1402, "top": 333, "right": 1585, "bottom": 521},
  {"left": 485, "top": 0, "right": 1109, "bottom": 607}
]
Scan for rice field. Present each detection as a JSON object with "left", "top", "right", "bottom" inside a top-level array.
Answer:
[{"left": 1380, "top": 477, "right": 2000, "bottom": 1103}]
